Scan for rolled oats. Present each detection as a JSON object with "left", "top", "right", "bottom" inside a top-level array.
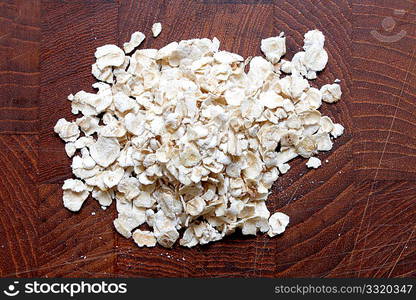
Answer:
[
  {"left": 306, "top": 157, "right": 322, "bottom": 169},
  {"left": 267, "top": 212, "right": 289, "bottom": 237},
  {"left": 123, "top": 31, "right": 145, "bottom": 54},
  {"left": 54, "top": 27, "right": 344, "bottom": 248},
  {"left": 321, "top": 83, "right": 342, "bottom": 103},
  {"left": 152, "top": 22, "right": 162, "bottom": 38},
  {"left": 261, "top": 33, "right": 286, "bottom": 64}
]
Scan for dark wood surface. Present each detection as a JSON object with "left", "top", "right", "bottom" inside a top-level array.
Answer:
[{"left": 0, "top": 0, "right": 415, "bottom": 277}]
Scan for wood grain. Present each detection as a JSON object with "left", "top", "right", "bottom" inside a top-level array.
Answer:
[
  {"left": 0, "top": 0, "right": 415, "bottom": 278},
  {"left": 0, "top": 135, "right": 38, "bottom": 277},
  {"left": 37, "top": 184, "right": 116, "bottom": 277},
  {"left": 36, "top": 0, "right": 119, "bottom": 277},
  {"left": 352, "top": 0, "right": 416, "bottom": 180},
  {"left": 0, "top": 0, "right": 40, "bottom": 134}
]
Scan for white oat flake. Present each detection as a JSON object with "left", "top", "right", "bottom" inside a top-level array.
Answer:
[
  {"left": 123, "top": 31, "right": 146, "bottom": 54},
  {"left": 152, "top": 22, "right": 162, "bottom": 38},
  {"left": 306, "top": 157, "right": 322, "bottom": 169}
]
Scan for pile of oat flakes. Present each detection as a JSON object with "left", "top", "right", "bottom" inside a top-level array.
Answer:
[{"left": 54, "top": 24, "right": 344, "bottom": 248}]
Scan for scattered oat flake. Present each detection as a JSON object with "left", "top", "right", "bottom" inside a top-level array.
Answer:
[
  {"left": 306, "top": 157, "right": 322, "bottom": 169},
  {"left": 152, "top": 22, "right": 162, "bottom": 37},
  {"left": 268, "top": 212, "right": 289, "bottom": 237},
  {"left": 123, "top": 31, "right": 145, "bottom": 54}
]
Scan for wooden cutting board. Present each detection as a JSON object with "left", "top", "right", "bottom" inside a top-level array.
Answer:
[{"left": 1, "top": 0, "right": 415, "bottom": 277}]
